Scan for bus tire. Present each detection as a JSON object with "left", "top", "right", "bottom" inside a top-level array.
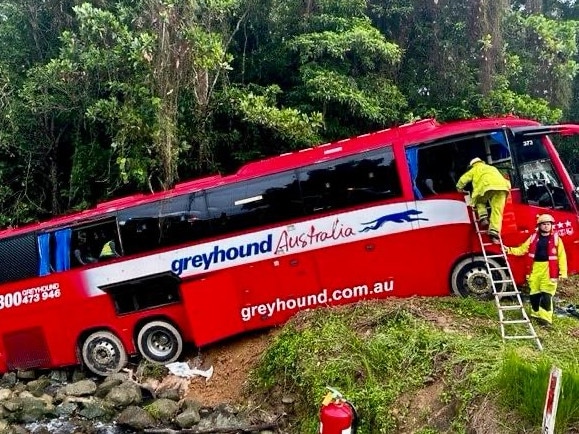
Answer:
[
  {"left": 137, "top": 320, "right": 183, "bottom": 364},
  {"left": 81, "top": 331, "right": 128, "bottom": 376},
  {"left": 450, "top": 256, "right": 509, "bottom": 298}
]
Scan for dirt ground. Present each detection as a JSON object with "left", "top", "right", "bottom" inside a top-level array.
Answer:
[{"left": 181, "top": 329, "right": 278, "bottom": 407}]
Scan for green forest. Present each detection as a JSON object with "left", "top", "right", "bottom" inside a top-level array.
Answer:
[{"left": 1, "top": 0, "right": 579, "bottom": 226}]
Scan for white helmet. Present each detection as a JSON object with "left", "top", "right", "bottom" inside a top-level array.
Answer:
[
  {"left": 469, "top": 157, "right": 484, "bottom": 167},
  {"left": 536, "top": 214, "right": 555, "bottom": 225}
]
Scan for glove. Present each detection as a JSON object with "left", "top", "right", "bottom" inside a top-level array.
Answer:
[{"left": 502, "top": 246, "right": 510, "bottom": 254}]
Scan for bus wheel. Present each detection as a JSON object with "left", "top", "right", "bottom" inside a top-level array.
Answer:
[
  {"left": 137, "top": 321, "right": 183, "bottom": 364},
  {"left": 450, "top": 256, "right": 509, "bottom": 298},
  {"left": 81, "top": 331, "right": 128, "bottom": 376}
]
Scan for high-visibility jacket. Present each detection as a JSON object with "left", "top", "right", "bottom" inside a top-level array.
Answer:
[
  {"left": 506, "top": 232, "right": 567, "bottom": 279},
  {"left": 456, "top": 161, "right": 510, "bottom": 203},
  {"left": 100, "top": 240, "right": 117, "bottom": 258}
]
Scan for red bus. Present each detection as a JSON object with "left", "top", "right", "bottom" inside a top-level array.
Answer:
[{"left": 1, "top": 116, "right": 578, "bottom": 376}]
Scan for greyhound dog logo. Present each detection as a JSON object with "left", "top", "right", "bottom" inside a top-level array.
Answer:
[{"left": 360, "top": 209, "right": 428, "bottom": 232}]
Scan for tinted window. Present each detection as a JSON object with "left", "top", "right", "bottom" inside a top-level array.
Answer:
[
  {"left": 0, "top": 234, "right": 38, "bottom": 283},
  {"left": 206, "top": 172, "right": 302, "bottom": 235},
  {"left": 118, "top": 195, "right": 214, "bottom": 254},
  {"left": 298, "top": 148, "right": 401, "bottom": 213}
]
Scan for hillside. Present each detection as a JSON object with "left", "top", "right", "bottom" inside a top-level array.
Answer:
[{"left": 178, "top": 278, "right": 579, "bottom": 433}]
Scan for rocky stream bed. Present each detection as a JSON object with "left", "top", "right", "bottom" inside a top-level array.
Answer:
[{"left": 0, "top": 367, "right": 283, "bottom": 434}]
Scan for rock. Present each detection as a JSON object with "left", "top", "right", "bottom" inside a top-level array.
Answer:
[
  {"left": 105, "top": 381, "right": 142, "bottom": 408},
  {"left": 55, "top": 401, "right": 78, "bottom": 416},
  {"left": 78, "top": 397, "right": 111, "bottom": 420},
  {"left": 175, "top": 407, "right": 201, "bottom": 428},
  {"left": 146, "top": 398, "right": 179, "bottom": 423},
  {"left": 180, "top": 397, "right": 202, "bottom": 412},
  {"left": 49, "top": 370, "right": 68, "bottom": 383},
  {"left": 9, "top": 425, "right": 29, "bottom": 434},
  {"left": 26, "top": 377, "right": 51, "bottom": 397},
  {"left": 64, "top": 379, "right": 97, "bottom": 397},
  {"left": 16, "top": 370, "right": 36, "bottom": 380},
  {"left": 117, "top": 405, "right": 156, "bottom": 430},
  {"left": 281, "top": 395, "right": 295, "bottom": 404},
  {"left": 156, "top": 386, "right": 181, "bottom": 401},
  {"left": 0, "top": 387, "right": 12, "bottom": 400},
  {"left": 0, "top": 372, "right": 17, "bottom": 388},
  {"left": 95, "top": 378, "right": 123, "bottom": 398}
]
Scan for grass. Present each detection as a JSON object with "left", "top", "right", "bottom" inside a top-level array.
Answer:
[{"left": 250, "top": 281, "right": 579, "bottom": 434}]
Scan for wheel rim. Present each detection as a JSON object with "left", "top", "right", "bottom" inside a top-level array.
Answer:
[
  {"left": 137, "top": 321, "right": 183, "bottom": 364},
  {"left": 147, "top": 330, "right": 174, "bottom": 358},
  {"left": 82, "top": 331, "right": 127, "bottom": 376},
  {"left": 92, "top": 340, "right": 119, "bottom": 365},
  {"left": 452, "top": 257, "right": 508, "bottom": 297},
  {"left": 464, "top": 266, "right": 491, "bottom": 296}
]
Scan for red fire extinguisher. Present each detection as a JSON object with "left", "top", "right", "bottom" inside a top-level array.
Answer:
[{"left": 319, "top": 386, "right": 357, "bottom": 434}]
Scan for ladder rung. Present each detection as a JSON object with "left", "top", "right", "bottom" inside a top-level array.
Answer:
[
  {"left": 503, "top": 335, "right": 539, "bottom": 340},
  {"left": 501, "top": 319, "right": 530, "bottom": 325},
  {"left": 467, "top": 209, "right": 542, "bottom": 351},
  {"left": 498, "top": 305, "right": 524, "bottom": 311},
  {"left": 495, "top": 291, "right": 521, "bottom": 297}
]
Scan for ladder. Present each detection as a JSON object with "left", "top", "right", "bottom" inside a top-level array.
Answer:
[{"left": 470, "top": 209, "right": 543, "bottom": 351}]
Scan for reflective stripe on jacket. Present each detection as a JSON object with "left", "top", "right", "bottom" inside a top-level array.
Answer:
[
  {"left": 507, "top": 232, "right": 567, "bottom": 279},
  {"left": 527, "top": 233, "right": 559, "bottom": 278}
]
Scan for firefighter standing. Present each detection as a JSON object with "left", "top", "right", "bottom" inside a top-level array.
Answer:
[
  {"left": 456, "top": 157, "right": 511, "bottom": 244},
  {"left": 503, "top": 214, "right": 567, "bottom": 325}
]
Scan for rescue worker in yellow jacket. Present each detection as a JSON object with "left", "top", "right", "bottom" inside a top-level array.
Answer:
[
  {"left": 99, "top": 238, "right": 120, "bottom": 260},
  {"left": 456, "top": 158, "right": 511, "bottom": 243},
  {"left": 503, "top": 214, "right": 567, "bottom": 325}
]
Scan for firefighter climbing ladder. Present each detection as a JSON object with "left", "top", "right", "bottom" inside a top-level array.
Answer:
[{"left": 469, "top": 208, "right": 543, "bottom": 351}]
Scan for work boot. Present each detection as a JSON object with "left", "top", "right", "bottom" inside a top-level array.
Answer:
[
  {"left": 488, "top": 229, "right": 500, "bottom": 244},
  {"left": 535, "top": 318, "right": 552, "bottom": 328},
  {"left": 478, "top": 217, "right": 489, "bottom": 228}
]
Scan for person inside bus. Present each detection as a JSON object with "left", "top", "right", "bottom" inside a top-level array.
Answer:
[
  {"left": 456, "top": 157, "right": 511, "bottom": 244},
  {"left": 503, "top": 214, "right": 567, "bottom": 326},
  {"left": 99, "top": 232, "right": 121, "bottom": 260},
  {"left": 73, "top": 232, "right": 98, "bottom": 266}
]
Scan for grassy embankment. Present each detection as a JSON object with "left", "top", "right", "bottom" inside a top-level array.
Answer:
[{"left": 251, "top": 278, "right": 579, "bottom": 434}]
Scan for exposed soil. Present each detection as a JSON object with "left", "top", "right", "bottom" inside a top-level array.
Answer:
[{"left": 181, "top": 329, "right": 279, "bottom": 407}]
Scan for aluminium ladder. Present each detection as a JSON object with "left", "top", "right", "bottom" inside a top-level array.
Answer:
[{"left": 470, "top": 210, "right": 543, "bottom": 351}]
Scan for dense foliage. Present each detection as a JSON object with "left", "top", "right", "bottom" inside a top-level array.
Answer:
[{"left": 1, "top": 0, "right": 579, "bottom": 224}]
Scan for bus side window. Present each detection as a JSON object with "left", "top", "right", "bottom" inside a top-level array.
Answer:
[
  {"left": 0, "top": 234, "right": 39, "bottom": 283},
  {"left": 298, "top": 148, "right": 402, "bottom": 213},
  {"left": 119, "top": 201, "right": 164, "bottom": 255},
  {"left": 205, "top": 171, "right": 303, "bottom": 236}
]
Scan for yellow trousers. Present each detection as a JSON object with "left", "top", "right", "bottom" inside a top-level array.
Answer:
[
  {"left": 527, "top": 262, "right": 557, "bottom": 324},
  {"left": 475, "top": 190, "right": 508, "bottom": 234}
]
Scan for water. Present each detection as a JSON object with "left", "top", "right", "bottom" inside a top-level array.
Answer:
[{"left": 26, "top": 418, "right": 129, "bottom": 434}]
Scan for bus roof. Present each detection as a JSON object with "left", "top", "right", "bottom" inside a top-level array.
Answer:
[{"left": 0, "top": 116, "right": 539, "bottom": 239}]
